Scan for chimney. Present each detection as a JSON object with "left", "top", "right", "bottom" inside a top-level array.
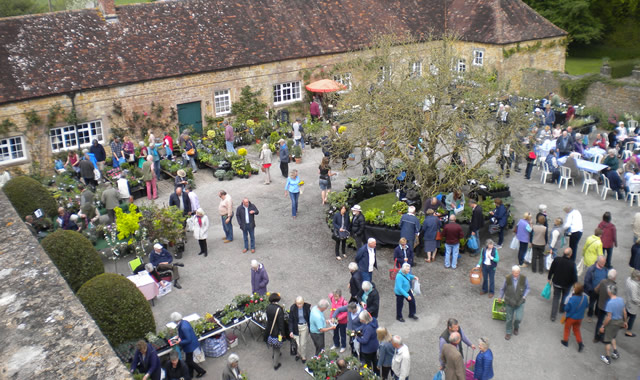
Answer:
[{"left": 97, "top": 0, "right": 118, "bottom": 23}]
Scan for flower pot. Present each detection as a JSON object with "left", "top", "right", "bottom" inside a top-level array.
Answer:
[{"left": 295, "top": 157, "right": 302, "bottom": 164}]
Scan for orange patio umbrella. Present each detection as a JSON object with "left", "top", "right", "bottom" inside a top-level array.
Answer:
[{"left": 305, "top": 79, "right": 346, "bottom": 93}]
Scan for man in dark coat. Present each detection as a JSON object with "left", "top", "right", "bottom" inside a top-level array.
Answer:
[
  {"left": 355, "top": 238, "right": 377, "bottom": 282},
  {"left": 169, "top": 187, "right": 191, "bottom": 216},
  {"left": 348, "top": 262, "right": 363, "bottom": 302},
  {"left": 236, "top": 198, "right": 259, "bottom": 253},
  {"left": 89, "top": 139, "right": 106, "bottom": 171},
  {"left": 548, "top": 248, "right": 578, "bottom": 321},
  {"left": 468, "top": 199, "right": 484, "bottom": 256},
  {"left": 150, "top": 243, "right": 183, "bottom": 289},
  {"left": 79, "top": 154, "right": 96, "bottom": 188},
  {"left": 350, "top": 205, "right": 366, "bottom": 249}
]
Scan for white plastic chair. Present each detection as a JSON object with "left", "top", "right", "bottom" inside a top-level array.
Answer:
[
  {"left": 540, "top": 161, "right": 552, "bottom": 183},
  {"left": 592, "top": 154, "right": 604, "bottom": 164},
  {"left": 581, "top": 171, "right": 599, "bottom": 195},
  {"left": 558, "top": 166, "right": 574, "bottom": 189},
  {"left": 570, "top": 152, "right": 582, "bottom": 160},
  {"left": 622, "top": 150, "right": 632, "bottom": 161},
  {"left": 625, "top": 142, "right": 636, "bottom": 152},
  {"left": 628, "top": 183, "right": 640, "bottom": 206},
  {"left": 628, "top": 120, "right": 638, "bottom": 134},
  {"left": 600, "top": 174, "right": 618, "bottom": 200}
]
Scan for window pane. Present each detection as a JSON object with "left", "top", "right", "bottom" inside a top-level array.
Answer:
[
  {"left": 0, "top": 136, "right": 25, "bottom": 163},
  {"left": 214, "top": 89, "right": 231, "bottom": 115}
]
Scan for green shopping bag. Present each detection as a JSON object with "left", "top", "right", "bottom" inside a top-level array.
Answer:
[{"left": 541, "top": 282, "right": 551, "bottom": 300}]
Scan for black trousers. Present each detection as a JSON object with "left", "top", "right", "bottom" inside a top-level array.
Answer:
[
  {"left": 594, "top": 307, "right": 606, "bottom": 340},
  {"left": 198, "top": 239, "right": 208, "bottom": 256},
  {"left": 185, "top": 351, "right": 205, "bottom": 377},
  {"left": 335, "top": 239, "right": 346, "bottom": 256},
  {"left": 568, "top": 232, "right": 582, "bottom": 261},
  {"left": 551, "top": 285, "right": 570, "bottom": 320},
  {"left": 587, "top": 291, "right": 599, "bottom": 317},
  {"left": 280, "top": 161, "right": 289, "bottom": 177},
  {"left": 354, "top": 234, "right": 365, "bottom": 251},
  {"left": 360, "top": 351, "right": 376, "bottom": 370},
  {"left": 310, "top": 332, "right": 325, "bottom": 355}
]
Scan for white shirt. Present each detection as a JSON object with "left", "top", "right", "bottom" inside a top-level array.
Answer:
[
  {"left": 292, "top": 122, "right": 302, "bottom": 139},
  {"left": 391, "top": 344, "right": 410, "bottom": 380},
  {"left": 564, "top": 209, "right": 583, "bottom": 233},
  {"left": 368, "top": 247, "right": 375, "bottom": 272},
  {"left": 483, "top": 248, "right": 493, "bottom": 266},
  {"left": 188, "top": 191, "right": 200, "bottom": 211}
]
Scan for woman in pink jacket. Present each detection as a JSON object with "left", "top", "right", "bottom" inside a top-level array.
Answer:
[{"left": 329, "top": 289, "right": 348, "bottom": 352}]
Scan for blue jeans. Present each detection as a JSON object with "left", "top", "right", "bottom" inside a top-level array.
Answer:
[
  {"left": 505, "top": 303, "right": 525, "bottom": 335},
  {"left": 225, "top": 141, "right": 236, "bottom": 153},
  {"left": 242, "top": 227, "right": 255, "bottom": 250},
  {"left": 187, "top": 155, "right": 197, "bottom": 172},
  {"left": 481, "top": 265, "right": 495, "bottom": 293},
  {"left": 289, "top": 191, "right": 300, "bottom": 216},
  {"left": 221, "top": 215, "right": 233, "bottom": 241},
  {"left": 333, "top": 323, "right": 347, "bottom": 348},
  {"left": 444, "top": 243, "right": 460, "bottom": 268},
  {"left": 295, "top": 138, "right": 305, "bottom": 149},
  {"left": 518, "top": 241, "right": 528, "bottom": 265},
  {"left": 361, "top": 271, "right": 372, "bottom": 283}
]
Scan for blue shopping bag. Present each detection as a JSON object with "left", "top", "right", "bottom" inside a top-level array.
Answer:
[
  {"left": 541, "top": 282, "right": 551, "bottom": 300},
  {"left": 467, "top": 235, "right": 478, "bottom": 250},
  {"left": 433, "top": 370, "right": 444, "bottom": 380}
]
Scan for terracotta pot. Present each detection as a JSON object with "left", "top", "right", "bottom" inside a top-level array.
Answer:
[{"left": 295, "top": 158, "right": 302, "bottom": 164}]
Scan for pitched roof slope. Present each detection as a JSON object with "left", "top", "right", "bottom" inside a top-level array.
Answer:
[
  {"left": 447, "top": 0, "right": 566, "bottom": 44},
  {"left": 0, "top": 0, "right": 564, "bottom": 104}
]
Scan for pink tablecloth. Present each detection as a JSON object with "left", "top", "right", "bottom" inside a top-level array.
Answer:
[{"left": 127, "top": 272, "right": 159, "bottom": 301}]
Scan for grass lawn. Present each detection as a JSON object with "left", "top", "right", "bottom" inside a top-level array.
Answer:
[
  {"left": 358, "top": 192, "right": 397, "bottom": 214},
  {"left": 565, "top": 58, "right": 602, "bottom": 75}
]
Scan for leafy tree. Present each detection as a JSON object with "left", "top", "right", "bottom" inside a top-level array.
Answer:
[
  {"left": 524, "top": 0, "right": 604, "bottom": 44},
  {"left": 332, "top": 34, "right": 531, "bottom": 198},
  {"left": 231, "top": 86, "right": 268, "bottom": 123},
  {"left": 0, "top": 0, "right": 46, "bottom": 17}
]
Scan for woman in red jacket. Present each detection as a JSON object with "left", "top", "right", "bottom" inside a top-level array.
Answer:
[{"left": 598, "top": 212, "right": 617, "bottom": 269}]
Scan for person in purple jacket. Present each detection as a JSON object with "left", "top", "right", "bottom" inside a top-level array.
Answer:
[{"left": 251, "top": 260, "right": 269, "bottom": 295}]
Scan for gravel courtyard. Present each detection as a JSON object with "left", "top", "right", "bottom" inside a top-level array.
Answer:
[{"left": 106, "top": 146, "right": 639, "bottom": 380}]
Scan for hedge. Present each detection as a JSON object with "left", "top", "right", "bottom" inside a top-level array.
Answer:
[
  {"left": 41, "top": 230, "right": 104, "bottom": 292},
  {"left": 77, "top": 273, "right": 156, "bottom": 346},
  {"left": 3, "top": 176, "right": 57, "bottom": 218}
]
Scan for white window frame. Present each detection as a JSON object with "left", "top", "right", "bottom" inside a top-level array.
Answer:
[
  {"left": 273, "top": 81, "right": 302, "bottom": 105},
  {"left": 379, "top": 65, "right": 392, "bottom": 83},
  {"left": 0, "top": 135, "right": 27, "bottom": 165},
  {"left": 50, "top": 120, "right": 103, "bottom": 152},
  {"left": 429, "top": 63, "right": 439, "bottom": 76},
  {"left": 333, "top": 73, "right": 352, "bottom": 92},
  {"left": 457, "top": 59, "right": 467, "bottom": 73},
  {"left": 410, "top": 61, "right": 422, "bottom": 77},
  {"left": 473, "top": 50, "right": 484, "bottom": 66},
  {"left": 214, "top": 89, "right": 232, "bottom": 116}
]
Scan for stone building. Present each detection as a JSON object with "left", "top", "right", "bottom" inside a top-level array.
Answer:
[{"left": 0, "top": 0, "right": 566, "bottom": 172}]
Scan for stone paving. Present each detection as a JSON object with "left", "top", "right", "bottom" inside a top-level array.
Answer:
[{"left": 105, "top": 146, "right": 639, "bottom": 380}]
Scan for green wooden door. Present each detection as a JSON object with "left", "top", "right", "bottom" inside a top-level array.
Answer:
[{"left": 177, "top": 101, "right": 203, "bottom": 136}]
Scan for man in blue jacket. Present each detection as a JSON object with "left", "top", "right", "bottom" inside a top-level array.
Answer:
[
  {"left": 279, "top": 139, "right": 289, "bottom": 177},
  {"left": 355, "top": 238, "right": 377, "bottom": 282},
  {"left": 399, "top": 206, "right": 420, "bottom": 249},
  {"left": 584, "top": 256, "right": 608, "bottom": 322},
  {"left": 150, "top": 243, "right": 184, "bottom": 289},
  {"left": 171, "top": 312, "right": 206, "bottom": 378}
]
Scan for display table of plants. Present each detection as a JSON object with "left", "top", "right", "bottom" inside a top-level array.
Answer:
[
  {"left": 305, "top": 350, "right": 379, "bottom": 380},
  {"left": 195, "top": 133, "right": 259, "bottom": 180},
  {"left": 128, "top": 293, "right": 270, "bottom": 360}
]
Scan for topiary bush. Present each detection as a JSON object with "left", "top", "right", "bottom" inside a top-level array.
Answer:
[
  {"left": 3, "top": 176, "right": 57, "bottom": 218},
  {"left": 41, "top": 230, "right": 104, "bottom": 292},
  {"left": 77, "top": 273, "right": 156, "bottom": 346}
]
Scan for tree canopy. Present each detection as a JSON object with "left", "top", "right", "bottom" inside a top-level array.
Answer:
[{"left": 331, "top": 34, "right": 531, "bottom": 198}]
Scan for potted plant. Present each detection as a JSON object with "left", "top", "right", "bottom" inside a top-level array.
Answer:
[{"left": 292, "top": 145, "right": 302, "bottom": 163}]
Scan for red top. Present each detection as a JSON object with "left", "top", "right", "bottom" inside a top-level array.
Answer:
[
  {"left": 329, "top": 293, "right": 348, "bottom": 324},
  {"left": 310, "top": 101, "right": 320, "bottom": 117},
  {"left": 163, "top": 135, "right": 174, "bottom": 150},
  {"left": 442, "top": 222, "right": 464, "bottom": 245},
  {"left": 566, "top": 106, "right": 575, "bottom": 121},
  {"left": 68, "top": 154, "right": 79, "bottom": 166},
  {"left": 597, "top": 221, "right": 617, "bottom": 249},
  {"left": 593, "top": 137, "right": 607, "bottom": 150}
]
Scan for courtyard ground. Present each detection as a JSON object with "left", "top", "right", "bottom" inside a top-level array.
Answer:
[{"left": 106, "top": 146, "right": 639, "bottom": 380}]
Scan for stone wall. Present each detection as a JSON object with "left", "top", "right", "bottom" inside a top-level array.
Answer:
[
  {"left": 0, "top": 191, "right": 131, "bottom": 379},
  {"left": 0, "top": 37, "right": 566, "bottom": 172},
  {"left": 520, "top": 69, "right": 640, "bottom": 114}
]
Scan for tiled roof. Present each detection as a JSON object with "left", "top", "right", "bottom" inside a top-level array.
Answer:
[{"left": 0, "top": 0, "right": 565, "bottom": 104}]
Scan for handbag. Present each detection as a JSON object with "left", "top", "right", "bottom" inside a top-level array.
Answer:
[
  {"left": 193, "top": 346, "right": 206, "bottom": 363},
  {"left": 266, "top": 307, "right": 282, "bottom": 348},
  {"left": 389, "top": 259, "right": 399, "bottom": 280},
  {"left": 186, "top": 148, "right": 196, "bottom": 156},
  {"left": 467, "top": 235, "right": 478, "bottom": 250},
  {"left": 261, "top": 166, "right": 266, "bottom": 173},
  {"left": 435, "top": 230, "right": 442, "bottom": 241},
  {"left": 488, "top": 223, "right": 500, "bottom": 234},
  {"left": 412, "top": 277, "right": 422, "bottom": 296},
  {"left": 576, "top": 258, "right": 585, "bottom": 276},
  {"left": 186, "top": 215, "right": 196, "bottom": 232},
  {"left": 290, "top": 339, "right": 298, "bottom": 356},
  {"left": 541, "top": 282, "right": 551, "bottom": 300},
  {"left": 510, "top": 236, "right": 520, "bottom": 250},
  {"left": 524, "top": 247, "right": 532, "bottom": 263}
]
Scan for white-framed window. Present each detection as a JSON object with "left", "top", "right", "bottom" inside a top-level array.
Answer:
[
  {"left": 410, "top": 61, "right": 422, "bottom": 77},
  {"left": 214, "top": 89, "right": 231, "bottom": 115},
  {"left": 379, "top": 66, "right": 392, "bottom": 82},
  {"left": 273, "top": 81, "right": 302, "bottom": 105},
  {"left": 429, "top": 63, "right": 439, "bottom": 76},
  {"left": 0, "top": 136, "right": 26, "bottom": 165},
  {"left": 457, "top": 59, "right": 466, "bottom": 73},
  {"left": 50, "top": 120, "right": 103, "bottom": 152},
  {"left": 473, "top": 50, "right": 484, "bottom": 66},
  {"left": 333, "top": 73, "right": 352, "bottom": 91}
]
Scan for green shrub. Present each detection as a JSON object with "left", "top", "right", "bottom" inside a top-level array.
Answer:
[
  {"left": 77, "top": 273, "right": 156, "bottom": 346},
  {"left": 41, "top": 230, "right": 104, "bottom": 292},
  {"left": 610, "top": 61, "right": 635, "bottom": 79},
  {"left": 3, "top": 176, "right": 57, "bottom": 218}
]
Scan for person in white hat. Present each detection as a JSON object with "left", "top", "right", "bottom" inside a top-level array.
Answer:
[
  {"left": 149, "top": 243, "right": 184, "bottom": 289},
  {"left": 350, "top": 205, "right": 366, "bottom": 249}
]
